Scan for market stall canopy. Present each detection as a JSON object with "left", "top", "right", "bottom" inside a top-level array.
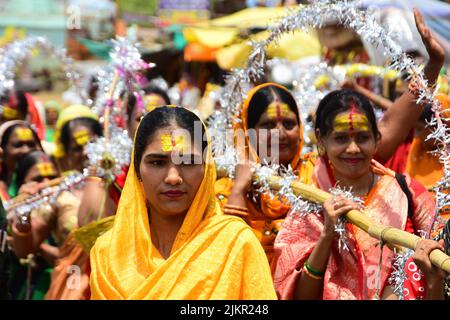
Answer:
[
  {"left": 183, "top": 6, "right": 320, "bottom": 68},
  {"left": 216, "top": 29, "right": 320, "bottom": 70}
]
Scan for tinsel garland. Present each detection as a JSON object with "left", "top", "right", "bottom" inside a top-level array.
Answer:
[
  {"left": 210, "top": 0, "right": 449, "bottom": 299},
  {"left": 5, "top": 172, "right": 85, "bottom": 225},
  {"left": 0, "top": 36, "right": 83, "bottom": 98},
  {"left": 87, "top": 37, "right": 151, "bottom": 180},
  {"left": 388, "top": 249, "right": 415, "bottom": 300}
]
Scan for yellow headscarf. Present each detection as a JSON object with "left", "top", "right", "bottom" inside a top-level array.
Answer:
[
  {"left": 90, "top": 106, "right": 276, "bottom": 299},
  {"left": 53, "top": 105, "right": 99, "bottom": 158}
]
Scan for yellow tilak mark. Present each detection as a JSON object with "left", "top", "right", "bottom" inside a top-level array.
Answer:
[
  {"left": 73, "top": 129, "right": 90, "bottom": 146},
  {"left": 3, "top": 105, "right": 19, "bottom": 120},
  {"left": 16, "top": 127, "right": 33, "bottom": 141},
  {"left": 36, "top": 162, "right": 57, "bottom": 177},
  {"left": 266, "top": 102, "right": 295, "bottom": 120},
  {"left": 333, "top": 113, "right": 370, "bottom": 133},
  {"left": 161, "top": 134, "right": 189, "bottom": 153}
]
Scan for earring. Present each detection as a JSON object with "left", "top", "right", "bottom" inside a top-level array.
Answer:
[{"left": 317, "top": 144, "right": 325, "bottom": 156}]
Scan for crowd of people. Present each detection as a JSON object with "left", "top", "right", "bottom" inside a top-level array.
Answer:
[{"left": 0, "top": 8, "right": 449, "bottom": 300}]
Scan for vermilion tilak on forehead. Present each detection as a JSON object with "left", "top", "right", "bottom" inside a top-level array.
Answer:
[
  {"left": 348, "top": 101, "right": 359, "bottom": 136},
  {"left": 333, "top": 102, "right": 370, "bottom": 134}
]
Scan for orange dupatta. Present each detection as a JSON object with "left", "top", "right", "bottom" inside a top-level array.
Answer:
[{"left": 90, "top": 108, "right": 276, "bottom": 300}]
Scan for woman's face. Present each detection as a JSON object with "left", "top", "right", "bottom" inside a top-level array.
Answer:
[
  {"left": 139, "top": 126, "right": 205, "bottom": 217},
  {"left": 320, "top": 110, "right": 379, "bottom": 180},
  {"left": 4, "top": 126, "right": 38, "bottom": 168},
  {"left": 24, "top": 161, "right": 58, "bottom": 184},
  {"left": 253, "top": 101, "right": 300, "bottom": 166},
  {"left": 128, "top": 94, "right": 167, "bottom": 140},
  {"left": 67, "top": 124, "right": 98, "bottom": 171}
]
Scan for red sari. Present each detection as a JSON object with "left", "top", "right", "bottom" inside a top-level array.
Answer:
[{"left": 273, "top": 157, "right": 435, "bottom": 300}]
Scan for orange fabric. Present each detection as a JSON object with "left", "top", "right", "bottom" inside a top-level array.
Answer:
[
  {"left": 274, "top": 157, "right": 435, "bottom": 300},
  {"left": 25, "top": 93, "right": 45, "bottom": 140},
  {"left": 405, "top": 137, "right": 443, "bottom": 187},
  {"left": 45, "top": 234, "right": 90, "bottom": 300},
  {"left": 184, "top": 42, "right": 217, "bottom": 62},
  {"left": 215, "top": 82, "right": 316, "bottom": 269},
  {"left": 405, "top": 94, "right": 450, "bottom": 188}
]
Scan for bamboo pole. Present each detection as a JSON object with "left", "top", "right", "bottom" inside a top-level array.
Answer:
[
  {"left": 104, "top": 71, "right": 120, "bottom": 141},
  {"left": 217, "top": 168, "right": 450, "bottom": 273}
]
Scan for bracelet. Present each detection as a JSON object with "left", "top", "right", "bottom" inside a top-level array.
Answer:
[
  {"left": 224, "top": 208, "right": 249, "bottom": 219},
  {"left": 85, "top": 176, "right": 104, "bottom": 183},
  {"left": 304, "top": 261, "right": 325, "bottom": 278},
  {"left": 302, "top": 266, "right": 323, "bottom": 280},
  {"left": 224, "top": 204, "right": 249, "bottom": 212}
]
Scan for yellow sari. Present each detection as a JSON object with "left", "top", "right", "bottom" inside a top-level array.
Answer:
[
  {"left": 90, "top": 108, "right": 276, "bottom": 300},
  {"left": 214, "top": 83, "right": 315, "bottom": 269}
]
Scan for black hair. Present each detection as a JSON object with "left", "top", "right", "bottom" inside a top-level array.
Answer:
[
  {"left": 314, "top": 89, "right": 381, "bottom": 139},
  {"left": 134, "top": 106, "right": 207, "bottom": 178},
  {"left": 246, "top": 85, "right": 300, "bottom": 129},
  {"left": 419, "top": 104, "right": 433, "bottom": 124},
  {"left": 15, "top": 150, "right": 58, "bottom": 188},
  {"left": 0, "top": 123, "right": 40, "bottom": 150},
  {"left": 60, "top": 117, "right": 103, "bottom": 153},
  {"left": 0, "top": 89, "right": 28, "bottom": 119},
  {"left": 125, "top": 86, "right": 171, "bottom": 126}
]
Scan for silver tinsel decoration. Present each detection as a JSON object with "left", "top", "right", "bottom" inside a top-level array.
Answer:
[
  {"left": 329, "top": 186, "right": 365, "bottom": 253},
  {"left": 216, "top": 0, "right": 441, "bottom": 136},
  {"left": 5, "top": 172, "right": 85, "bottom": 225},
  {"left": 87, "top": 37, "right": 152, "bottom": 180},
  {"left": 389, "top": 248, "right": 415, "bottom": 300},
  {"left": 84, "top": 131, "right": 132, "bottom": 182},
  {"left": 0, "top": 36, "right": 83, "bottom": 98}
]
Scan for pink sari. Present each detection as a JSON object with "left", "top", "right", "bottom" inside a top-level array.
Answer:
[{"left": 273, "top": 157, "right": 435, "bottom": 300}]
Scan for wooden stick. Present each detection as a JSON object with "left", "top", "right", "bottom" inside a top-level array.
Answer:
[
  {"left": 217, "top": 168, "right": 450, "bottom": 273},
  {"left": 6, "top": 177, "right": 66, "bottom": 210},
  {"left": 104, "top": 71, "right": 120, "bottom": 141}
]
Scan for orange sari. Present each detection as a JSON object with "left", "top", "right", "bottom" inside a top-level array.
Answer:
[
  {"left": 274, "top": 157, "right": 435, "bottom": 300},
  {"left": 214, "top": 83, "right": 315, "bottom": 270},
  {"left": 405, "top": 93, "right": 450, "bottom": 220}
]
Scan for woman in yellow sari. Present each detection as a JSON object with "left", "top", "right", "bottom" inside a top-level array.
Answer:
[{"left": 90, "top": 106, "right": 276, "bottom": 300}]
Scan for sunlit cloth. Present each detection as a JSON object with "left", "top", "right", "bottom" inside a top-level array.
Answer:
[
  {"left": 45, "top": 234, "right": 89, "bottom": 300},
  {"left": 274, "top": 157, "right": 435, "bottom": 300},
  {"left": 90, "top": 107, "right": 276, "bottom": 300}
]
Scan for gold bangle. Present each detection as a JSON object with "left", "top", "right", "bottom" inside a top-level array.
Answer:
[
  {"left": 224, "top": 208, "right": 249, "bottom": 219},
  {"left": 224, "top": 204, "right": 249, "bottom": 212},
  {"left": 302, "top": 266, "right": 323, "bottom": 280},
  {"left": 85, "top": 176, "right": 104, "bottom": 183}
]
